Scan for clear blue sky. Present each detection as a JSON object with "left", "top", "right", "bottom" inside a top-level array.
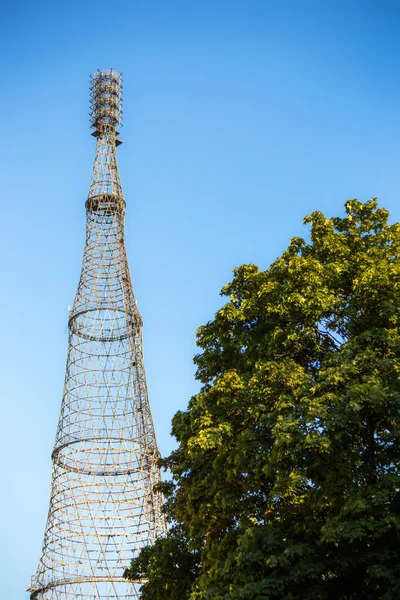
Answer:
[{"left": 1, "top": 1, "right": 399, "bottom": 597}]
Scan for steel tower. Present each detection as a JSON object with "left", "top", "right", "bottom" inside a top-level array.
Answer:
[{"left": 29, "top": 70, "right": 165, "bottom": 600}]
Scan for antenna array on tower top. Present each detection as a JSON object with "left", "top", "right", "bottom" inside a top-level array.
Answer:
[{"left": 90, "top": 69, "right": 123, "bottom": 129}]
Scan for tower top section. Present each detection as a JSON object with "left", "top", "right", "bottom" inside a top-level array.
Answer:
[{"left": 90, "top": 69, "right": 123, "bottom": 135}]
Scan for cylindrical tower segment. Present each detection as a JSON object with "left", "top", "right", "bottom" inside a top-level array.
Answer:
[{"left": 91, "top": 69, "right": 123, "bottom": 130}]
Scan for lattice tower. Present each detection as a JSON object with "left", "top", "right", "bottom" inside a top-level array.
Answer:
[{"left": 29, "top": 69, "right": 166, "bottom": 600}]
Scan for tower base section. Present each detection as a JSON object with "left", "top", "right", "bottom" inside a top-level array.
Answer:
[{"left": 28, "top": 577, "right": 140, "bottom": 600}]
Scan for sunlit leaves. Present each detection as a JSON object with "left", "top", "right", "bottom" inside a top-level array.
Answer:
[{"left": 126, "top": 200, "right": 400, "bottom": 599}]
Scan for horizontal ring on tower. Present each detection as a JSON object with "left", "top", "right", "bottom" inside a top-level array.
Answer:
[
  {"left": 85, "top": 193, "right": 126, "bottom": 213},
  {"left": 29, "top": 576, "right": 142, "bottom": 599},
  {"left": 52, "top": 437, "right": 158, "bottom": 477},
  {"left": 68, "top": 307, "right": 138, "bottom": 341}
]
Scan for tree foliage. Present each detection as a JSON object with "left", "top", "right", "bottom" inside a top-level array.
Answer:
[{"left": 125, "top": 200, "right": 400, "bottom": 599}]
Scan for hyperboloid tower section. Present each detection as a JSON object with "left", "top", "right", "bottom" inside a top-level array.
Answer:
[{"left": 29, "top": 70, "right": 166, "bottom": 600}]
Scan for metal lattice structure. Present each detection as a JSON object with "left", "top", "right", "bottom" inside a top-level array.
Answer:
[{"left": 29, "top": 69, "right": 166, "bottom": 600}]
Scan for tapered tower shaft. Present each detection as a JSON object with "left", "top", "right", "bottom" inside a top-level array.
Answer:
[{"left": 29, "top": 70, "right": 165, "bottom": 600}]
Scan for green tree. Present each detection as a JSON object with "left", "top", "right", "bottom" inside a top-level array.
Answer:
[{"left": 125, "top": 200, "right": 400, "bottom": 599}]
